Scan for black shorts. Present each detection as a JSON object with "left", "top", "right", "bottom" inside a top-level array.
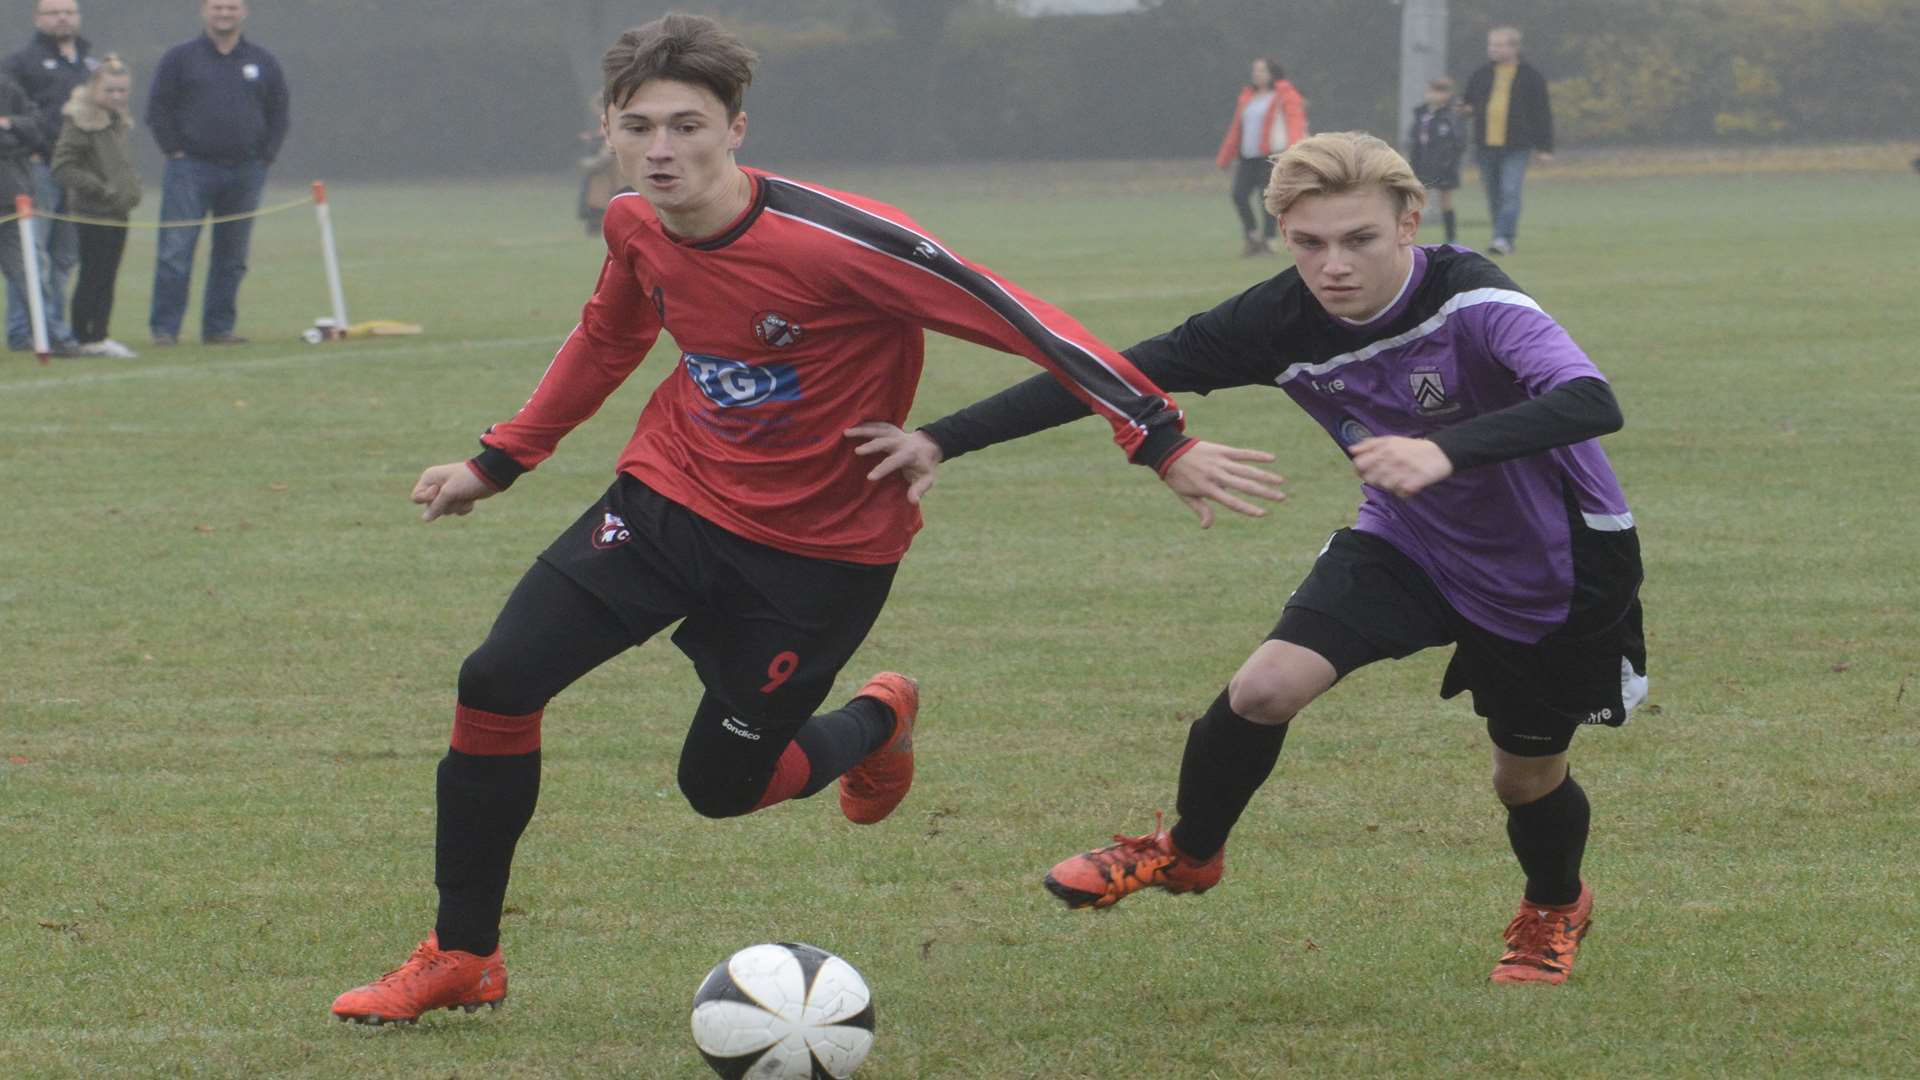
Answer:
[
  {"left": 537, "top": 473, "right": 897, "bottom": 724},
  {"left": 1273, "top": 528, "right": 1647, "bottom": 756},
  {"left": 1419, "top": 171, "right": 1461, "bottom": 191}
]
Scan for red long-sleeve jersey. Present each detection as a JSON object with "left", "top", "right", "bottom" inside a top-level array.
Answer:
[{"left": 473, "top": 168, "right": 1190, "bottom": 565}]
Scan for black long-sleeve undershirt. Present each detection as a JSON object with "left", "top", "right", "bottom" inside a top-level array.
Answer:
[{"left": 919, "top": 368, "right": 1622, "bottom": 474}]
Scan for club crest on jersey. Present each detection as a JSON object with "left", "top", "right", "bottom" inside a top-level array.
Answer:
[
  {"left": 751, "top": 310, "right": 804, "bottom": 349},
  {"left": 1409, "top": 369, "right": 1461, "bottom": 416},
  {"left": 682, "top": 353, "right": 802, "bottom": 408},
  {"left": 590, "top": 511, "right": 632, "bottom": 549}
]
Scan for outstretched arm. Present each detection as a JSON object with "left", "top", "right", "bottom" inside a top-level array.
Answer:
[
  {"left": 914, "top": 275, "right": 1292, "bottom": 461},
  {"left": 852, "top": 276, "right": 1295, "bottom": 525}
]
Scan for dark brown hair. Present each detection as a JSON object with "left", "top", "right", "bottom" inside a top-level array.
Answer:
[{"left": 602, "top": 13, "right": 758, "bottom": 118}]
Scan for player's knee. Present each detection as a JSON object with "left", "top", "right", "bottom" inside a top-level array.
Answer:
[
  {"left": 457, "top": 648, "right": 544, "bottom": 717},
  {"left": 677, "top": 767, "right": 757, "bottom": 820},
  {"left": 1226, "top": 669, "right": 1314, "bottom": 725},
  {"left": 1491, "top": 760, "right": 1565, "bottom": 806}
]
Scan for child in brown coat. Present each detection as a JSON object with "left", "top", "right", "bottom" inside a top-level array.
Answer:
[{"left": 51, "top": 55, "right": 139, "bottom": 358}]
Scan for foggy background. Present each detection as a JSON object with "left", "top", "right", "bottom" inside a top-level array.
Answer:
[{"left": 68, "top": 0, "right": 1920, "bottom": 183}]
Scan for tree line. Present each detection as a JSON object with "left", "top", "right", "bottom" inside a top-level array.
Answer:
[{"left": 62, "top": 0, "right": 1920, "bottom": 181}]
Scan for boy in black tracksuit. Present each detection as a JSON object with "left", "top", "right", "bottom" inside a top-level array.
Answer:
[{"left": 1407, "top": 77, "right": 1465, "bottom": 243}]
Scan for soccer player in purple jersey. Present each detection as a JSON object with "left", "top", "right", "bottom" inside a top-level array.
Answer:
[{"left": 847, "top": 131, "right": 1645, "bottom": 985}]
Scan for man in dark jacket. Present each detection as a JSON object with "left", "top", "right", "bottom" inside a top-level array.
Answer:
[
  {"left": 1462, "top": 26, "right": 1553, "bottom": 255},
  {"left": 146, "top": 0, "right": 289, "bottom": 346},
  {"left": 1, "top": 0, "right": 90, "bottom": 353}
]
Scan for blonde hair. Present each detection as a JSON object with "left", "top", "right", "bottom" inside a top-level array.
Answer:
[
  {"left": 1263, "top": 131, "right": 1427, "bottom": 219},
  {"left": 90, "top": 52, "right": 131, "bottom": 85}
]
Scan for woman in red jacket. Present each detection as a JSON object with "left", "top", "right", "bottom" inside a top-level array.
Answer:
[{"left": 1216, "top": 58, "right": 1308, "bottom": 256}]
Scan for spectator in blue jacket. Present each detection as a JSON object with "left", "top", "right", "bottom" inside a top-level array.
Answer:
[
  {"left": 1, "top": 0, "right": 92, "bottom": 355},
  {"left": 145, "top": 0, "right": 288, "bottom": 346}
]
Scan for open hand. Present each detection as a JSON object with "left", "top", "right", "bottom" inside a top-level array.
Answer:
[
  {"left": 845, "top": 422, "right": 943, "bottom": 504},
  {"left": 1162, "top": 440, "right": 1288, "bottom": 528}
]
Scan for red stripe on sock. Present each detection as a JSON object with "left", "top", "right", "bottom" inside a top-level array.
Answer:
[
  {"left": 750, "top": 742, "right": 812, "bottom": 812},
  {"left": 450, "top": 704, "right": 543, "bottom": 756}
]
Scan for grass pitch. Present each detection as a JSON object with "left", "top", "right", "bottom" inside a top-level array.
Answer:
[{"left": 2, "top": 152, "right": 1917, "bottom": 1078}]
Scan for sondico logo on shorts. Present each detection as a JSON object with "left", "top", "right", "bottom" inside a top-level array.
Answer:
[
  {"left": 590, "top": 511, "right": 632, "bottom": 549},
  {"left": 682, "top": 353, "right": 803, "bottom": 408}
]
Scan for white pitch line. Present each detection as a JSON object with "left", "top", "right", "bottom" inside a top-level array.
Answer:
[{"left": 0, "top": 335, "right": 561, "bottom": 396}]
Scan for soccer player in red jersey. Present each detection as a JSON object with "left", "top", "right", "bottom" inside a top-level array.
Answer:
[{"left": 330, "top": 13, "right": 1284, "bottom": 1025}]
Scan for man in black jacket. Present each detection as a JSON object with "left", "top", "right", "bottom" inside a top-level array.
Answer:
[
  {"left": 1462, "top": 26, "right": 1553, "bottom": 255},
  {"left": 0, "top": 0, "right": 90, "bottom": 354}
]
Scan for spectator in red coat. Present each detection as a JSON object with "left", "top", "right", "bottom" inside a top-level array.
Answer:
[{"left": 1215, "top": 57, "right": 1307, "bottom": 256}]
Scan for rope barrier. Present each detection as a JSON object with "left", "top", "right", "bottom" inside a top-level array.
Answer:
[
  {"left": 14, "top": 181, "right": 354, "bottom": 362},
  {"left": 0, "top": 194, "right": 315, "bottom": 229}
]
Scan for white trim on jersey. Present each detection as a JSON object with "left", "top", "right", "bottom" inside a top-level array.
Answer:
[
  {"left": 1273, "top": 287, "right": 1543, "bottom": 387},
  {"left": 1582, "top": 510, "right": 1636, "bottom": 531}
]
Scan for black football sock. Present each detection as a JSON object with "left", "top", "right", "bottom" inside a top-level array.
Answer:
[
  {"left": 1505, "top": 771, "right": 1589, "bottom": 907},
  {"left": 1443, "top": 209, "right": 1457, "bottom": 242},
  {"left": 791, "top": 695, "right": 894, "bottom": 798},
  {"left": 434, "top": 748, "right": 541, "bottom": 956},
  {"left": 1168, "top": 690, "right": 1288, "bottom": 861}
]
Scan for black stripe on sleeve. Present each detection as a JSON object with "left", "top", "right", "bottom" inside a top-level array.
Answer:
[{"left": 761, "top": 178, "right": 1185, "bottom": 450}]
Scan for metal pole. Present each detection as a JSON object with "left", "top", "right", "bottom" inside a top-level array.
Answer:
[
  {"left": 15, "top": 194, "right": 48, "bottom": 362},
  {"left": 1398, "top": 0, "right": 1450, "bottom": 145},
  {"left": 312, "top": 181, "right": 349, "bottom": 339}
]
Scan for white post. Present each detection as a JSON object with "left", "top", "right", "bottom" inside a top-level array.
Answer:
[
  {"left": 15, "top": 194, "right": 48, "bottom": 361},
  {"left": 312, "top": 181, "right": 349, "bottom": 338},
  {"left": 1399, "top": 0, "right": 1450, "bottom": 144}
]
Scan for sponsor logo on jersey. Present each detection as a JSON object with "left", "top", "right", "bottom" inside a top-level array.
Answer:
[
  {"left": 682, "top": 353, "right": 802, "bottom": 408},
  {"left": 912, "top": 240, "right": 939, "bottom": 261},
  {"left": 1336, "top": 417, "right": 1375, "bottom": 446},
  {"left": 1409, "top": 369, "right": 1461, "bottom": 416},
  {"left": 242, "top": 63, "right": 261, "bottom": 81},
  {"left": 751, "top": 310, "right": 804, "bottom": 349},
  {"left": 721, "top": 716, "right": 762, "bottom": 741},
  {"left": 590, "top": 511, "right": 631, "bottom": 549}
]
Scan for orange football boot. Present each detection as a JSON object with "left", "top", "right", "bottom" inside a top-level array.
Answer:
[
  {"left": 1043, "top": 811, "right": 1224, "bottom": 910},
  {"left": 330, "top": 932, "right": 507, "bottom": 1024},
  {"left": 837, "top": 673, "right": 920, "bottom": 824},
  {"left": 1490, "top": 882, "right": 1594, "bottom": 985}
]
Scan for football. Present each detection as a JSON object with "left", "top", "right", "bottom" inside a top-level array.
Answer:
[{"left": 689, "top": 942, "right": 876, "bottom": 1079}]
